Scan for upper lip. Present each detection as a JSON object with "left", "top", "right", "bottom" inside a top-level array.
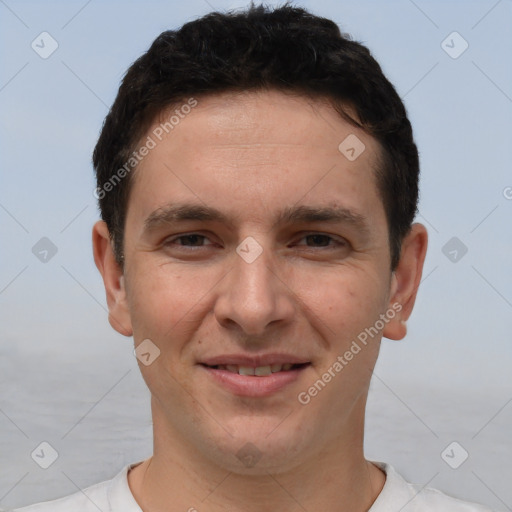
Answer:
[{"left": 200, "top": 353, "right": 311, "bottom": 367}]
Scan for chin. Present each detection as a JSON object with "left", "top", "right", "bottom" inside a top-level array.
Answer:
[{"left": 201, "top": 418, "right": 314, "bottom": 475}]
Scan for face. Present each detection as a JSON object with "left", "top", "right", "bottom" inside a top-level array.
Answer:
[{"left": 94, "top": 90, "right": 426, "bottom": 474}]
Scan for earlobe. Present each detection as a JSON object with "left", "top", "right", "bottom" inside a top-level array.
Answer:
[
  {"left": 383, "top": 223, "right": 428, "bottom": 341},
  {"left": 92, "top": 221, "right": 133, "bottom": 337}
]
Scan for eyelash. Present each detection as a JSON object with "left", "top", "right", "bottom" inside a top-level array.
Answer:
[{"left": 164, "top": 232, "right": 346, "bottom": 250}]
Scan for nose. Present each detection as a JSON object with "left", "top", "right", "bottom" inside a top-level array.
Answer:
[{"left": 213, "top": 240, "right": 295, "bottom": 338}]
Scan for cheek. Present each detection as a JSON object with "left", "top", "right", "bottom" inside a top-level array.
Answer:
[
  {"left": 125, "top": 261, "right": 204, "bottom": 342},
  {"left": 292, "top": 264, "right": 388, "bottom": 343},
  {"left": 125, "top": 264, "right": 204, "bottom": 404}
]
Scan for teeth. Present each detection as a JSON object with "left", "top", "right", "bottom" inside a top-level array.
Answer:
[
  {"left": 254, "top": 365, "right": 272, "bottom": 376},
  {"left": 238, "top": 366, "right": 255, "bottom": 376},
  {"left": 215, "top": 363, "right": 299, "bottom": 376}
]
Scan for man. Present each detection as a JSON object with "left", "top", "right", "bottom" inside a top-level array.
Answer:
[{"left": 13, "top": 4, "right": 493, "bottom": 511}]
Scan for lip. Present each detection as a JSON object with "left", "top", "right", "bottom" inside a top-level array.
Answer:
[
  {"left": 200, "top": 353, "right": 310, "bottom": 367},
  {"left": 199, "top": 361, "right": 311, "bottom": 398}
]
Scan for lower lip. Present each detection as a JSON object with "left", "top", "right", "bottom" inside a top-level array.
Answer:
[{"left": 200, "top": 364, "right": 310, "bottom": 397}]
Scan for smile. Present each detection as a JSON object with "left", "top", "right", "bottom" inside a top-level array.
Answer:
[
  {"left": 200, "top": 362, "right": 311, "bottom": 397},
  {"left": 205, "top": 363, "right": 309, "bottom": 376}
]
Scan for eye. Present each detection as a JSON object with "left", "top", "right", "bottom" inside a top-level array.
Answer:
[
  {"left": 162, "top": 232, "right": 347, "bottom": 252},
  {"left": 165, "top": 233, "right": 214, "bottom": 248},
  {"left": 295, "top": 233, "right": 347, "bottom": 249}
]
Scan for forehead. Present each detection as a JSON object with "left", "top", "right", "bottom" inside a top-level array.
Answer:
[
  {"left": 151, "top": 90, "right": 376, "bottom": 158},
  {"left": 127, "top": 90, "right": 385, "bottom": 229}
]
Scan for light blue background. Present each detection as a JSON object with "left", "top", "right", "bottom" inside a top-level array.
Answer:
[{"left": 1, "top": 0, "right": 511, "bottom": 510}]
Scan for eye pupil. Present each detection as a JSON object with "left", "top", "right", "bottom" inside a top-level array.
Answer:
[
  {"left": 307, "top": 234, "right": 330, "bottom": 247},
  {"left": 181, "top": 235, "right": 203, "bottom": 246}
]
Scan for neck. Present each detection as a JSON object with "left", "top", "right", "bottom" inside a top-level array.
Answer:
[{"left": 128, "top": 397, "right": 386, "bottom": 512}]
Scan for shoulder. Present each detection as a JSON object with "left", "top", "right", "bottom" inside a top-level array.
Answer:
[
  {"left": 9, "top": 463, "right": 139, "bottom": 512},
  {"left": 371, "top": 462, "right": 495, "bottom": 512},
  {"left": 9, "top": 480, "right": 110, "bottom": 512}
]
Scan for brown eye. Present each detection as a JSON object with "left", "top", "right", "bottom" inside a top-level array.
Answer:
[
  {"left": 175, "top": 234, "right": 207, "bottom": 246},
  {"left": 295, "top": 233, "right": 346, "bottom": 248},
  {"left": 304, "top": 234, "right": 332, "bottom": 247},
  {"left": 165, "top": 233, "right": 214, "bottom": 248}
]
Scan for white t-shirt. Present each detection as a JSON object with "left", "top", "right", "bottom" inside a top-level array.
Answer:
[{"left": 10, "top": 461, "right": 494, "bottom": 511}]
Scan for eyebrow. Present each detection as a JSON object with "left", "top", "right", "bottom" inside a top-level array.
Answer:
[{"left": 143, "top": 202, "right": 370, "bottom": 235}]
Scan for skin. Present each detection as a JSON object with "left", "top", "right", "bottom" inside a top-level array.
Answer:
[{"left": 93, "top": 89, "right": 428, "bottom": 511}]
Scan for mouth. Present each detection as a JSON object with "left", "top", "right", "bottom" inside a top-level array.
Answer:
[
  {"left": 201, "top": 362, "right": 310, "bottom": 376},
  {"left": 199, "top": 361, "right": 311, "bottom": 397}
]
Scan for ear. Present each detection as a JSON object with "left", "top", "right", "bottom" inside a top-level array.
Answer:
[
  {"left": 383, "top": 223, "right": 428, "bottom": 341},
  {"left": 92, "top": 220, "right": 133, "bottom": 336}
]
